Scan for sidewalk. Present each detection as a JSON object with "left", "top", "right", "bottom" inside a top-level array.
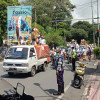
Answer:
[{"left": 86, "top": 60, "right": 100, "bottom": 100}]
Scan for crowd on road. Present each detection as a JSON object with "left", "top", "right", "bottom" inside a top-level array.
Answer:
[{"left": 50, "top": 40, "right": 95, "bottom": 95}]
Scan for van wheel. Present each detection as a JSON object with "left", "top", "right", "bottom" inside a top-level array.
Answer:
[
  {"left": 29, "top": 67, "right": 36, "bottom": 77},
  {"left": 42, "top": 63, "right": 48, "bottom": 71},
  {"left": 8, "top": 72, "right": 14, "bottom": 76}
]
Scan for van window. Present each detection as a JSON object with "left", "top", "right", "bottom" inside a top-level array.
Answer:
[
  {"left": 30, "top": 48, "right": 35, "bottom": 57},
  {"left": 5, "top": 47, "right": 28, "bottom": 59}
]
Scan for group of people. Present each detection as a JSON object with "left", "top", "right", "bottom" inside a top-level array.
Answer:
[
  {"left": 51, "top": 41, "right": 94, "bottom": 96},
  {"left": 67, "top": 42, "right": 93, "bottom": 62},
  {"left": 50, "top": 46, "right": 77, "bottom": 95},
  {"left": 20, "top": 32, "right": 46, "bottom": 45}
]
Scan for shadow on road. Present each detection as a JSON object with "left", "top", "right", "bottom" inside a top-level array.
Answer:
[
  {"left": 1, "top": 73, "right": 28, "bottom": 79},
  {"left": 85, "top": 67, "right": 96, "bottom": 75},
  {"left": 34, "top": 83, "right": 61, "bottom": 100},
  {"left": 64, "top": 63, "right": 73, "bottom": 72}
]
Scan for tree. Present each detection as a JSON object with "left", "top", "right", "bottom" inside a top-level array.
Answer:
[
  {"left": 45, "top": 32, "right": 64, "bottom": 47},
  {"left": 23, "top": 0, "right": 75, "bottom": 29},
  {"left": 0, "top": 0, "right": 19, "bottom": 45},
  {"left": 72, "top": 21, "right": 93, "bottom": 43},
  {"left": 72, "top": 21, "right": 92, "bottom": 32},
  {"left": 70, "top": 28, "right": 88, "bottom": 44}
]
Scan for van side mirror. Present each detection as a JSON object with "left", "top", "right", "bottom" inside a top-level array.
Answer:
[{"left": 16, "top": 83, "right": 25, "bottom": 96}]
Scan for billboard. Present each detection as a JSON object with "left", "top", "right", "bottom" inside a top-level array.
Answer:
[{"left": 7, "top": 6, "right": 32, "bottom": 43}]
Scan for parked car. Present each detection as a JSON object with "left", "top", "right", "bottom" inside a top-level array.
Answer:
[{"left": 0, "top": 78, "right": 34, "bottom": 100}]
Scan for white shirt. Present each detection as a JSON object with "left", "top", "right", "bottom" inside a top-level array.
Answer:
[{"left": 83, "top": 49, "right": 87, "bottom": 55}]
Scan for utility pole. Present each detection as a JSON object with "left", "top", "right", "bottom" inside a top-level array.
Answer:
[
  {"left": 97, "top": 0, "right": 99, "bottom": 46},
  {"left": 91, "top": 0, "right": 95, "bottom": 44}
]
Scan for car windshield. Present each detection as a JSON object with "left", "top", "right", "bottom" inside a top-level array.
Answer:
[
  {"left": 5, "top": 47, "right": 28, "bottom": 59},
  {"left": 0, "top": 78, "right": 16, "bottom": 95}
]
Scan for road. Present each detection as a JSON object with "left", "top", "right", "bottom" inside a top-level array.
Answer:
[{"left": 0, "top": 59, "right": 97, "bottom": 100}]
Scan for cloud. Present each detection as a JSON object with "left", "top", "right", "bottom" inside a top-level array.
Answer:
[{"left": 70, "top": 0, "right": 100, "bottom": 24}]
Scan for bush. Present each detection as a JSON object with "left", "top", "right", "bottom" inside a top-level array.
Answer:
[{"left": 93, "top": 47, "right": 100, "bottom": 59}]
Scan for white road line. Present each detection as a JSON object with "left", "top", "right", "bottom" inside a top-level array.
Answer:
[
  {"left": 56, "top": 82, "right": 71, "bottom": 100},
  {"left": 81, "top": 75, "right": 92, "bottom": 100}
]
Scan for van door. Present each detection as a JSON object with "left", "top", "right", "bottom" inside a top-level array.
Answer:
[{"left": 29, "top": 48, "right": 37, "bottom": 69}]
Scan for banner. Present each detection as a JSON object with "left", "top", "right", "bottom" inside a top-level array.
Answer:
[{"left": 7, "top": 6, "right": 32, "bottom": 43}]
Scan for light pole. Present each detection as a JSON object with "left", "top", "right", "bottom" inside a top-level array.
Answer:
[
  {"left": 97, "top": 0, "right": 99, "bottom": 46},
  {"left": 91, "top": 0, "right": 95, "bottom": 44}
]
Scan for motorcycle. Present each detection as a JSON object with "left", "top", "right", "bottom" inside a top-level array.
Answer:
[
  {"left": 0, "top": 78, "right": 34, "bottom": 100},
  {"left": 73, "top": 61, "right": 86, "bottom": 88}
]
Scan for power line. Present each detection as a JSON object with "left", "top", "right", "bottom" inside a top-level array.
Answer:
[
  {"left": 50, "top": 17, "right": 100, "bottom": 22},
  {"left": 75, "top": 0, "right": 97, "bottom": 7},
  {"left": 75, "top": 1, "right": 97, "bottom": 10}
]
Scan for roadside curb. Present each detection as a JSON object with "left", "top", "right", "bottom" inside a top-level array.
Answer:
[
  {"left": 83, "top": 60, "right": 100, "bottom": 100},
  {"left": 81, "top": 60, "right": 99, "bottom": 100}
]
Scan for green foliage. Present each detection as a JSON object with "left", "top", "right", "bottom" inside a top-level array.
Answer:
[
  {"left": 72, "top": 21, "right": 92, "bottom": 32},
  {"left": 70, "top": 28, "right": 88, "bottom": 44},
  {"left": 23, "top": 0, "right": 75, "bottom": 28},
  {"left": 45, "top": 32, "right": 64, "bottom": 47},
  {"left": 93, "top": 47, "right": 100, "bottom": 59},
  {"left": 72, "top": 21, "right": 94, "bottom": 43},
  {"left": 0, "top": 0, "right": 19, "bottom": 46}
]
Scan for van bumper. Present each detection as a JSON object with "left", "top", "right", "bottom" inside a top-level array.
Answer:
[{"left": 3, "top": 66, "right": 30, "bottom": 73}]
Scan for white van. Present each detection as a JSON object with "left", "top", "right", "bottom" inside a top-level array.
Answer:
[{"left": 3, "top": 45, "right": 49, "bottom": 76}]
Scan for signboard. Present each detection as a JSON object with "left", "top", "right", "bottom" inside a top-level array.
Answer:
[{"left": 7, "top": 6, "right": 32, "bottom": 43}]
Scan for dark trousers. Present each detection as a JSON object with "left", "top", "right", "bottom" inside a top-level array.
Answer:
[
  {"left": 58, "top": 83, "right": 64, "bottom": 94},
  {"left": 72, "top": 58, "right": 75, "bottom": 71}
]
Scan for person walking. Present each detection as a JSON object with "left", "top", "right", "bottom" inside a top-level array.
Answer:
[
  {"left": 87, "top": 47, "right": 91, "bottom": 61},
  {"left": 83, "top": 48, "right": 87, "bottom": 61},
  {"left": 71, "top": 46, "right": 76, "bottom": 71},
  {"left": 67, "top": 46, "right": 72, "bottom": 64}
]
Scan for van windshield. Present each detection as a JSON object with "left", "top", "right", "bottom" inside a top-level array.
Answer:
[{"left": 5, "top": 47, "right": 28, "bottom": 59}]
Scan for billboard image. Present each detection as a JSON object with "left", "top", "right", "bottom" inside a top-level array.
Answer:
[{"left": 7, "top": 6, "right": 32, "bottom": 43}]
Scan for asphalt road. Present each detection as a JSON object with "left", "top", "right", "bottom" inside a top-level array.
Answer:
[{"left": 0, "top": 58, "right": 97, "bottom": 100}]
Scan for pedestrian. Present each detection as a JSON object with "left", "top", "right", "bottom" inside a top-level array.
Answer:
[
  {"left": 87, "top": 47, "right": 91, "bottom": 61},
  {"left": 71, "top": 46, "right": 76, "bottom": 71},
  {"left": 53, "top": 54, "right": 64, "bottom": 95},
  {"left": 67, "top": 46, "right": 72, "bottom": 64},
  {"left": 83, "top": 48, "right": 87, "bottom": 61}
]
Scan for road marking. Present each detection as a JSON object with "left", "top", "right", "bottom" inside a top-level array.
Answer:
[
  {"left": 56, "top": 82, "right": 71, "bottom": 100},
  {"left": 81, "top": 75, "right": 92, "bottom": 100}
]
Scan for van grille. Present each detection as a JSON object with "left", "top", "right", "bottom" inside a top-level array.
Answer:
[
  {"left": 7, "top": 64, "right": 13, "bottom": 66},
  {"left": 6, "top": 63, "right": 22, "bottom": 66},
  {"left": 15, "top": 64, "right": 22, "bottom": 66}
]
